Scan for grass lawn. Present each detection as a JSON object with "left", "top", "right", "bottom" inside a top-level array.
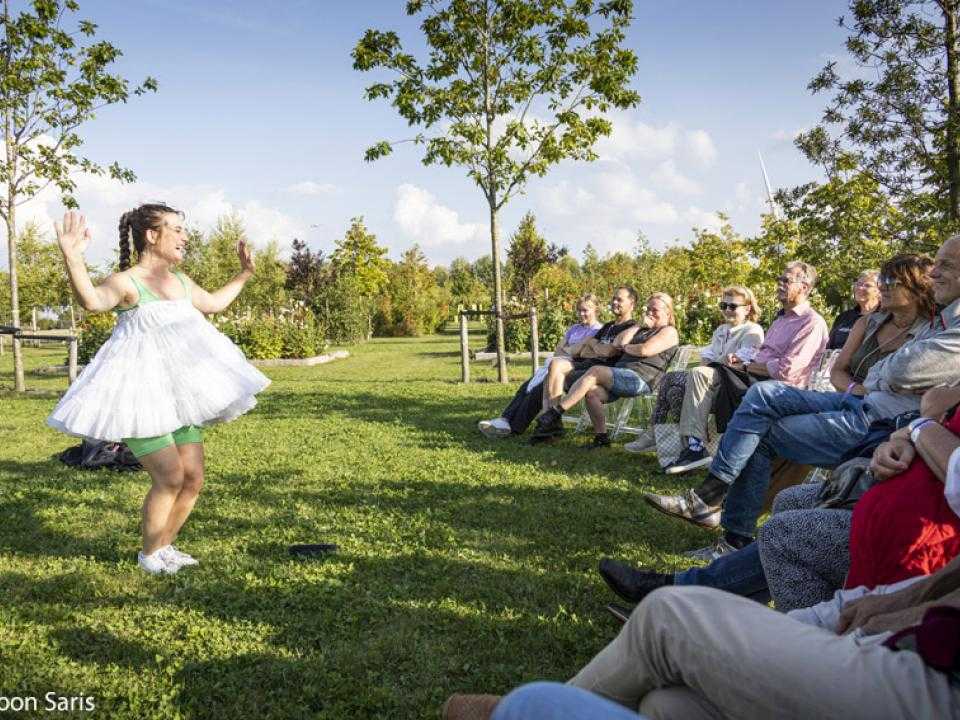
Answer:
[{"left": 0, "top": 329, "right": 713, "bottom": 719}]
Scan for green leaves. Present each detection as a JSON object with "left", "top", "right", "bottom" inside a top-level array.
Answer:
[
  {"left": 353, "top": 0, "right": 639, "bottom": 209},
  {"left": 0, "top": 0, "right": 158, "bottom": 212}
]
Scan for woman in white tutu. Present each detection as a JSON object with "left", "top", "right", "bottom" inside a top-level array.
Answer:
[{"left": 48, "top": 205, "right": 270, "bottom": 575}]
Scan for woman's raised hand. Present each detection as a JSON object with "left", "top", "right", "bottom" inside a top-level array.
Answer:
[
  {"left": 237, "top": 238, "right": 255, "bottom": 274},
  {"left": 54, "top": 211, "right": 91, "bottom": 259}
]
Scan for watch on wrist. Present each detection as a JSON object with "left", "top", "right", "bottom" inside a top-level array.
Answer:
[{"left": 910, "top": 418, "right": 935, "bottom": 444}]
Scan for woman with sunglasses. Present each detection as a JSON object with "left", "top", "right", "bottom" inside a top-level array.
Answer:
[
  {"left": 827, "top": 269, "right": 881, "bottom": 350},
  {"left": 625, "top": 286, "right": 763, "bottom": 456},
  {"left": 831, "top": 255, "right": 934, "bottom": 397}
]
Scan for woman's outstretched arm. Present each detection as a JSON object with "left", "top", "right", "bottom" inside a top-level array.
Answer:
[
  {"left": 54, "top": 211, "right": 130, "bottom": 312},
  {"left": 187, "top": 239, "right": 255, "bottom": 314}
]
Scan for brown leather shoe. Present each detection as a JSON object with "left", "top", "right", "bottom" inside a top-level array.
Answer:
[{"left": 440, "top": 693, "right": 501, "bottom": 720}]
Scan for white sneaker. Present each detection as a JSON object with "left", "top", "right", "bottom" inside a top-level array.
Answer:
[
  {"left": 624, "top": 429, "right": 656, "bottom": 454},
  {"left": 138, "top": 549, "right": 178, "bottom": 575},
  {"left": 160, "top": 544, "right": 199, "bottom": 569},
  {"left": 478, "top": 418, "right": 512, "bottom": 438}
]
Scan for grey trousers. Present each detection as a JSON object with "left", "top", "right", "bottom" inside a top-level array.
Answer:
[
  {"left": 759, "top": 483, "right": 852, "bottom": 612},
  {"left": 568, "top": 585, "right": 960, "bottom": 720},
  {"left": 677, "top": 365, "right": 719, "bottom": 442}
]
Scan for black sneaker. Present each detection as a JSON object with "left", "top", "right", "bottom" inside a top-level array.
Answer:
[
  {"left": 664, "top": 447, "right": 712, "bottom": 475},
  {"left": 588, "top": 433, "right": 611, "bottom": 450},
  {"left": 598, "top": 558, "right": 673, "bottom": 602},
  {"left": 530, "top": 408, "right": 564, "bottom": 444}
]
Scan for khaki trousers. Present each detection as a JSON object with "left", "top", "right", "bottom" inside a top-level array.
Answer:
[
  {"left": 677, "top": 365, "right": 719, "bottom": 442},
  {"left": 568, "top": 586, "right": 960, "bottom": 720}
]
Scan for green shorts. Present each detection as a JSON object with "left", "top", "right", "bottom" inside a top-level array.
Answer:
[{"left": 123, "top": 425, "right": 204, "bottom": 459}]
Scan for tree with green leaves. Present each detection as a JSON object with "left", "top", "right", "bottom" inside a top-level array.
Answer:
[
  {"left": 771, "top": 155, "right": 907, "bottom": 312},
  {"left": 506, "top": 211, "right": 566, "bottom": 303},
  {"left": 331, "top": 217, "right": 390, "bottom": 339},
  {"left": 353, "top": 0, "right": 639, "bottom": 382},
  {"left": 13, "top": 221, "right": 73, "bottom": 317},
  {"left": 0, "top": 0, "right": 156, "bottom": 390},
  {"left": 797, "top": 0, "right": 960, "bottom": 227}
]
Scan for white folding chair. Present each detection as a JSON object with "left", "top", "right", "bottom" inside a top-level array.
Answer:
[{"left": 562, "top": 345, "right": 696, "bottom": 440}]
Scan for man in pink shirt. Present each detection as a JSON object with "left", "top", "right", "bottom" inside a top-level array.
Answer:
[{"left": 663, "top": 262, "right": 828, "bottom": 476}]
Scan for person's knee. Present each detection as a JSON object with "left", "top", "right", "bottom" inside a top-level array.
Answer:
[
  {"left": 154, "top": 462, "right": 185, "bottom": 492},
  {"left": 640, "top": 687, "right": 713, "bottom": 720},
  {"left": 181, "top": 466, "right": 204, "bottom": 495},
  {"left": 492, "top": 682, "right": 569, "bottom": 720}
]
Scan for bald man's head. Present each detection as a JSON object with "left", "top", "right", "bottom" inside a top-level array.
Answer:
[{"left": 931, "top": 235, "right": 960, "bottom": 306}]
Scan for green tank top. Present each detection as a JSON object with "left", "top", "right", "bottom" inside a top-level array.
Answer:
[{"left": 117, "top": 271, "right": 191, "bottom": 313}]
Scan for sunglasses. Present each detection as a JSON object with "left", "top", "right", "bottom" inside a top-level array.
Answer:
[
  {"left": 879, "top": 276, "right": 902, "bottom": 290},
  {"left": 719, "top": 302, "right": 745, "bottom": 311}
]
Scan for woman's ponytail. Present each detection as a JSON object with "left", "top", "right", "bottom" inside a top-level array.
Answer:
[{"left": 118, "top": 212, "right": 132, "bottom": 271}]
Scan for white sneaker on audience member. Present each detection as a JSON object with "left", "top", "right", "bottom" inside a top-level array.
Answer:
[
  {"left": 137, "top": 549, "right": 178, "bottom": 575},
  {"left": 160, "top": 544, "right": 199, "bottom": 569},
  {"left": 478, "top": 418, "right": 512, "bottom": 438},
  {"left": 624, "top": 429, "right": 656, "bottom": 453},
  {"left": 683, "top": 536, "right": 738, "bottom": 562}
]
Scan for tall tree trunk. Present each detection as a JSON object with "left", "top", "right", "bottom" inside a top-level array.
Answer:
[
  {"left": 482, "top": 0, "right": 507, "bottom": 382},
  {"left": 488, "top": 200, "right": 507, "bottom": 383},
  {"left": 945, "top": 1, "right": 960, "bottom": 222},
  {"left": 5, "top": 110, "right": 24, "bottom": 391}
]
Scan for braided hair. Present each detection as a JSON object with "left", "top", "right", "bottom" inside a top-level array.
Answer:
[{"left": 118, "top": 203, "right": 183, "bottom": 271}]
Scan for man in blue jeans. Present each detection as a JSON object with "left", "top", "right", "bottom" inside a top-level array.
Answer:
[{"left": 645, "top": 236, "right": 960, "bottom": 558}]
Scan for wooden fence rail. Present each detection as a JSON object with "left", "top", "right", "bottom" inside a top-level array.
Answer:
[
  {"left": 457, "top": 307, "right": 539, "bottom": 384},
  {"left": 0, "top": 325, "right": 79, "bottom": 386}
]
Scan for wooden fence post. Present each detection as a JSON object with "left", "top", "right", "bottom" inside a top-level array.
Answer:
[
  {"left": 68, "top": 336, "right": 78, "bottom": 384},
  {"left": 459, "top": 312, "right": 470, "bottom": 384},
  {"left": 529, "top": 306, "right": 539, "bottom": 374}
]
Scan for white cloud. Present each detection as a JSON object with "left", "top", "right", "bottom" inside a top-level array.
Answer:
[
  {"left": 393, "top": 183, "right": 484, "bottom": 249},
  {"left": 653, "top": 159, "right": 701, "bottom": 195},
  {"left": 538, "top": 181, "right": 596, "bottom": 216},
  {"left": 1, "top": 170, "right": 307, "bottom": 267},
  {"left": 771, "top": 126, "right": 807, "bottom": 143},
  {"left": 685, "top": 129, "right": 717, "bottom": 166},
  {"left": 684, "top": 206, "right": 724, "bottom": 233},
  {"left": 284, "top": 181, "right": 337, "bottom": 196},
  {"left": 594, "top": 171, "right": 679, "bottom": 224},
  {"left": 596, "top": 115, "right": 679, "bottom": 162}
]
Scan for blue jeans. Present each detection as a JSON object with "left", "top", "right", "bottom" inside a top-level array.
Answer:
[
  {"left": 673, "top": 542, "right": 770, "bottom": 603},
  {"left": 710, "top": 382, "right": 870, "bottom": 538},
  {"left": 492, "top": 683, "right": 645, "bottom": 720}
]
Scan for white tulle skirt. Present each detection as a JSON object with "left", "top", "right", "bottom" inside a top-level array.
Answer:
[{"left": 47, "top": 299, "right": 271, "bottom": 441}]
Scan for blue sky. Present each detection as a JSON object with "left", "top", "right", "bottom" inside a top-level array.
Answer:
[{"left": 10, "top": 0, "right": 852, "bottom": 268}]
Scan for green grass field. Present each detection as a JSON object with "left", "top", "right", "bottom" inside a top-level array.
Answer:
[{"left": 0, "top": 330, "right": 712, "bottom": 719}]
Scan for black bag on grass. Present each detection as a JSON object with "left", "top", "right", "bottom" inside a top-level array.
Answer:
[{"left": 57, "top": 440, "right": 142, "bottom": 472}]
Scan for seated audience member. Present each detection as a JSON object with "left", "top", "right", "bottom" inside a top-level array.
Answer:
[
  {"left": 530, "top": 293, "right": 679, "bottom": 448},
  {"left": 478, "top": 287, "right": 638, "bottom": 437},
  {"left": 601, "top": 256, "right": 937, "bottom": 598},
  {"left": 479, "top": 294, "right": 602, "bottom": 438},
  {"left": 827, "top": 269, "right": 882, "bottom": 350},
  {"left": 663, "top": 262, "right": 828, "bottom": 475},
  {"left": 625, "top": 286, "right": 763, "bottom": 455},
  {"left": 643, "top": 237, "right": 960, "bottom": 559},
  {"left": 846, "top": 385, "right": 960, "bottom": 589},
  {"left": 444, "top": 556, "right": 960, "bottom": 720},
  {"left": 830, "top": 256, "right": 933, "bottom": 397}
]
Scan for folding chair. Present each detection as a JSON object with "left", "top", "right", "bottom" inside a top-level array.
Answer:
[{"left": 562, "top": 345, "right": 697, "bottom": 440}]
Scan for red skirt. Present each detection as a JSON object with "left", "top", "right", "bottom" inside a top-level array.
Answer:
[{"left": 846, "top": 411, "right": 960, "bottom": 589}]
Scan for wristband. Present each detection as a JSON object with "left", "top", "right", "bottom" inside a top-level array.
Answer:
[{"left": 910, "top": 418, "right": 936, "bottom": 444}]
